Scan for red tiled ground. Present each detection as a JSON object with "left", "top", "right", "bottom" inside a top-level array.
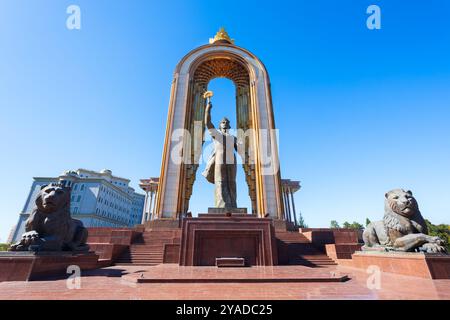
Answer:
[
  {"left": 0, "top": 264, "right": 449, "bottom": 300},
  {"left": 122, "top": 264, "right": 348, "bottom": 283}
]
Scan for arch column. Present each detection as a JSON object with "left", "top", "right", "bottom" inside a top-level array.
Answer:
[
  {"left": 141, "top": 191, "right": 149, "bottom": 224},
  {"left": 290, "top": 188, "right": 297, "bottom": 226},
  {"left": 139, "top": 178, "right": 160, "bottom": 223},
  {"left": 147, "top": 191, "right": 154, "bottom": 221},
  {"left": 149, "top": 189, "right": 158, "bottom": 221},
  {"left": 280, "top": 179, "right": 301, "bottom": 223}
]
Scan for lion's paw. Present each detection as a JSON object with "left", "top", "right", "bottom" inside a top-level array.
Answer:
[
  {"left": 430, "top": 236, "right": 445, "bottom": 246},
  {"left": 420, "top": 242, "right": 447, "bottom": 253},
  {"left": 21, "top": 231, "right": 40, "bottom": 246}
]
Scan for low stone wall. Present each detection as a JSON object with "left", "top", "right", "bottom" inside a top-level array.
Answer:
[
  {"left": 163, "top": 244, "right": 180, "bottom": 263},
  {"left": 87, "top": 228, "right": 140, "bottom": 244},
  {"left": 144, "top": 219, "right": 181, "bottom": 229},
  {"left": 86, "top": 228, "right": 140, "bottom": 264},
  {"left": 300, "top": 228, "right": 362, "bottom": 246},
  {"left": 325, "top": 244, "right": 363, "bottom": 260},
  {"left": 298, "top": 228, "right": 363, "bottom": 261},
  {"left": 88, "top": 243, "right": 128, "bottom": 261}
]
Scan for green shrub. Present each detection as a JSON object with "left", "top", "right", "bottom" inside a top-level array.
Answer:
[{"left": 426, "top": 220, "right": 450, "bottom": 252}]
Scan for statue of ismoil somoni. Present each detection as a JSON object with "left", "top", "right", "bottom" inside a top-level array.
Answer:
[{"left": 202, "top": 99, "right": 240, "bottom": 210}]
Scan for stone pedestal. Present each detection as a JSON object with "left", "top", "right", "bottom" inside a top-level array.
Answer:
[
  {"left": 179, "top": 215, "right": 278, "bottom": 266},
  {"left": 207, "top": 207, "right": 248, "bottom": 214},
  {"left": 338, "top": 251, "right": 450, "bottom": 279},
  {"left": 0, "top": 251, "right": 99, "bottom": 282}
]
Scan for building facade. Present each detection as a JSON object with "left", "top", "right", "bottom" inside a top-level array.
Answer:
[{"left": 11, "top": 169, "right": 145, "bottom": 243}]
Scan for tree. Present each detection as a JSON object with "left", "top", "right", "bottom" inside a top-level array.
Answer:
[
  {"left": 297, "top": 211, "right": 308, "bottom": 228},
  {"left": 350, "top": 221, "right": 364, "bottom": 230},
  {"left": 330, "top": 220, "right": 340, "bottom": 229},
  {"left": 343, "top": 221, "right": 364, "bottom": 230},
  {"left": 365, "top": 218, "right": 371, "bottom": 226}
]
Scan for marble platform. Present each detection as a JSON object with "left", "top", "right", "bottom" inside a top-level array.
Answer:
[{"left": 0, "top": 251, "right": 99, "bottom": 282}]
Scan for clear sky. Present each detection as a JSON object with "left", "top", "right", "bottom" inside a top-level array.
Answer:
[{"left": 1, "top": 0, "right": 449, "bottom": 241}]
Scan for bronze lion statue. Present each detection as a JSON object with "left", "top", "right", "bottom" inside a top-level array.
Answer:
[
  {"left": 10, "top": 183, "right": 89, "bottom": 252},
  {"left": 363, "top": 189, "right": 446, "bottom": 253}
]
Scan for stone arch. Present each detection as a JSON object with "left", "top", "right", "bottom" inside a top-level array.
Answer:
[{"left": 155, "top": 40, "right": 283, "bottom": 219}]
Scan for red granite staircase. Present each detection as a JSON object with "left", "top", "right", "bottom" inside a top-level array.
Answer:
[
  {"left": 114, "top": 230, "right": 181, "bottom": 266},
  {"left": 276, "top": 231, "right": 337, "bottom": 267}
]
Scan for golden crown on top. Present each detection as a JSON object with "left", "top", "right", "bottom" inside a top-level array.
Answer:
[{"left": 209, "top": 27, "right": 235, "bottom": 44}]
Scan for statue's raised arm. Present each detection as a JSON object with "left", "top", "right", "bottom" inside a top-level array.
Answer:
[
  {"left": 205, "top": 102, "right": 219, "bottom": 138},
  {"left": 205, "top": 102, "right": 214, "bottom": 129}
]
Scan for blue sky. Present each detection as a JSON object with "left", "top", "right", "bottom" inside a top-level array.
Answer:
[{"left": 1, "top": 0, "right": 449, "bottom": 241}]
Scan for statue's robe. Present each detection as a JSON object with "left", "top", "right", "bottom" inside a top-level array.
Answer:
[{"left": 202, "top": 130, "right": 237, "bottom": 208}]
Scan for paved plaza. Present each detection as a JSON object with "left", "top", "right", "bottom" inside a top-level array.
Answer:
[{"left": 0, "top": 264, "right": 448, "bottom": 300}]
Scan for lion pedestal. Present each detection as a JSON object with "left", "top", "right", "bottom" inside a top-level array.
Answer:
[
  {"left": 362, "top": 189, "right": 447, "bottom": 253},
  {"left": 338, "top": 188, "right": 449, "bottom": 279},
  {"left": 0, "top": 251, "right": 100, "bottom": 282},
  {"left": 1, "top": 182, "right": 98, "bottom": 282},
  {"left": 338, "top": 251, "right": 450, "bottom": 279},
  {"left": 10, "top": 183, "right": 89, "bottom": 252}
]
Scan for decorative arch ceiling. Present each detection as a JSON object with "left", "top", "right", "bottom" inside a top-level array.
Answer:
[{"left": 193, "top": 58, "right": 249, "bottom": 87}]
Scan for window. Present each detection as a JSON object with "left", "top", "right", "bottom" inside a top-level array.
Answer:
[
  {"left": 73, "top": 207, "right": 78, "bottom": 213},
  {"left": 80, "top": 184, "right": 85, "bottom": 191},
  {"left": 73, "top": 184, "right": 78, "bottom": 191},
  {"left": 77, "top": 195, "right": 81, "bottom": 202}
]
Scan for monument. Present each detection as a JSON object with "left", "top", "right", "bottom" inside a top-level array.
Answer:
[
  {"left": 0, "top": 182, "right": 99, "bottom": 282},
  {"left": 154, "top": 27, "right": 283, "bottom": 219},
  {"left": 2, "top": 28, "right": 448, "bottom": 288},
  {"left": 147, "top": 27, "right": 284, "bottom": 266}
]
